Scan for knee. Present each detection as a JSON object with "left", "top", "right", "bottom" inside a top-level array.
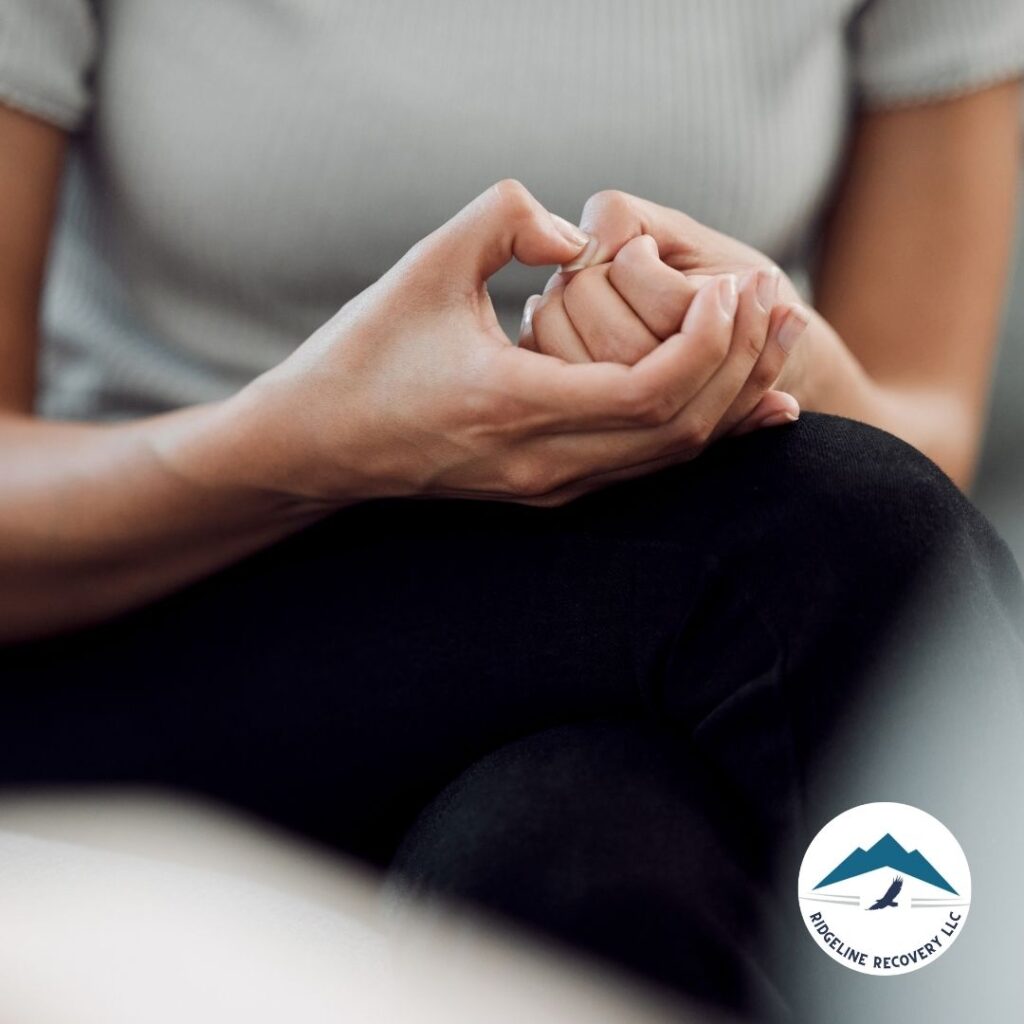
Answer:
[
  {"left": 779, "top": 414, "right": 966, "bottom": 525},
  {"left": 770, "top": 415, "right": 1011, "bottom": 587},
  {"left": 587, "top": 413, "right": 1009, "bottom": 593},
  {"left": 388, "top": 721, "right": 742, "bottom": 915},
  {"left": 390, "top": 723, "right": 667, "bottom": 907},
  {"left": 386, "top": 722, "right": 773, "bottom": 1013}
]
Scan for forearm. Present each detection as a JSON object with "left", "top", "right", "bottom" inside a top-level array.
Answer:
[
  {"left": 785, "top": 312, "right": 979, "bottom": 487},
  {"left": 800, "top": 83, "right": 1022, "bottom": 490},
  {"left": 0, "top": 396, "right": 328, "bottom": 643}
]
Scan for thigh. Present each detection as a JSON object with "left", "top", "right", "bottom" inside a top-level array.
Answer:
[
  {"left": 0, "top": 471, "right": 694, "bottom": 859},
  {"left": 2, "top": 415, "right": 1020, "bottom": 866}
]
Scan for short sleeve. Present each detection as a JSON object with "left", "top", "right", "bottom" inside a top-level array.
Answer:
[
  {"left": 850, "top": 0, "right": 1024, "bottom": 109},
  {"left": 0, "top": 0, "right": 98, "bottom": 129}
]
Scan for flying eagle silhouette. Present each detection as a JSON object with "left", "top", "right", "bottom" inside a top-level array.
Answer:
[{"left": 867, "top": 876, "right": 903, "bottom": 910}]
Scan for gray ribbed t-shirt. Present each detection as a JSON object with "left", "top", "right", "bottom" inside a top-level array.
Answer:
[{"left": 2, "top": 0, "right": 1023, "bottom": 420}]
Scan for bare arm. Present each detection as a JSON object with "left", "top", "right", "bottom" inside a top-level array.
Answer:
[
  {"left": 560, "top": 80, "right": 1022, "bottom": 488},
  {"left": 0, "top": 107, "right": 325, "bottom": 642},
  {"left": 0, "top": 119, "right": 756, "bottom": 643},
  {"left": 802, "top": 80, "right": 1022, "bottom": 487}
]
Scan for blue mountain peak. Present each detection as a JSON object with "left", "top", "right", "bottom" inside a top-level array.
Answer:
[{"left": 813, "top": 833, "right": 957, "bottom": 894}]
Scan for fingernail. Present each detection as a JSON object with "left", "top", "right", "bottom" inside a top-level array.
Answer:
[
  {"left": 718, "top": 275, "right": 739, "bottom": 318},
  {"left": 560, "top": 234, "right": 601, "bottom": 273},
  {"left": 519, "top": 294, "right": 541, "bottom": 342},
  {"left": 758, "top": 409, "right": 800, "bottom": 429},
  {"left": 776, "top": 305, "right": 810, "bottom": 352},
  {"left": 549, "top": 214, "right": 590, "bottom": 250},
  {"left": 756, "top": 267, "right": 780, "bottom": 311}
]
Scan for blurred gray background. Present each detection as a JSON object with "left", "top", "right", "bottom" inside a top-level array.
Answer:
[{"left": 974, "top": 181, "right": 1024, "bottom": 565}]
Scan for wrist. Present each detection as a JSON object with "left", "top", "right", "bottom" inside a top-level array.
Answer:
[
  {"left": 148, "top": 386, "right": 337, "bottom": 527},
  {"left": 779, "top": 309, "right": 875, "bottom": 417}
]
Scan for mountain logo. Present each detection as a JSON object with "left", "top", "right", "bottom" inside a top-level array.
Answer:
[
  {"left": 814, "top": 832, "right": 956, "bottom": 894},
  {"left": 797, "top": 802, "right": 971, "bottom": 976}
]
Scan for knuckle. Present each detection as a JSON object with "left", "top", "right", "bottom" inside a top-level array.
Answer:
[
  {"left": 612, "top": 235, "right": 649, "bottom": 267},
  {"left": 748, "top": 355, "right": 780, "bottom": 391},
  {"left": 677, "top": 411, "right": 714, "bottom": 449},
  {"left": 652, "top": 395, "right": 680, "bottom": 426},
  {"left": 628, "top": 379, "right": 676, "bottom": 426},
  {"left": 609, "top": 247, "right": 634, "bottom": 273},
  {"left": 583, "top": 188, "right": 632, "bottom": 220},
  {"left": 739, "top": 326, "right": 766, "bottom": 364},
  {"left": 623, "top": 378, "right": 653, "bottom": 419},
  {"left": 490, "top": 178, "right": 533, "bottom": 220}
]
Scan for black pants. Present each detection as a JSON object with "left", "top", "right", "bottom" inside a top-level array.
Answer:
[{"left": 3, "top": 415, "right": 1023, "bottom": 1019}]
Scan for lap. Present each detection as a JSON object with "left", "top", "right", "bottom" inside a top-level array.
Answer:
[{"left": 1, "top": 415, "right": 1018, "bottom": 863}]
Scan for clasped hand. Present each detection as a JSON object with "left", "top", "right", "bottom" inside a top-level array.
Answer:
[{"left": 238, "top": 181, "right": 810, "bottom": 509}]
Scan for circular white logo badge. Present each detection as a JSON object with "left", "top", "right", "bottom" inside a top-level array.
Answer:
[{"left": 797, "top": 802, "right": 970, "bottom": 976}]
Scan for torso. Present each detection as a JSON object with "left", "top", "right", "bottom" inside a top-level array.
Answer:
[{"left": 41, "top": 0, "right": 861, "bottom": 418}]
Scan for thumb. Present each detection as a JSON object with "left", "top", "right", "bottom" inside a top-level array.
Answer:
[{"left": 419, "top": 179, "right": 591, "bottom": 284}]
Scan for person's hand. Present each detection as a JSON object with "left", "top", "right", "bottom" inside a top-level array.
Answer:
[
  {"left": 520, "top": 232, "right": 808, "bottom": 437},
  {"left": 215, "top": 181, "right": 785, "bottom": 507},
  {"left": 542, "top": 190, "right": 816, "bottom": 410}
]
